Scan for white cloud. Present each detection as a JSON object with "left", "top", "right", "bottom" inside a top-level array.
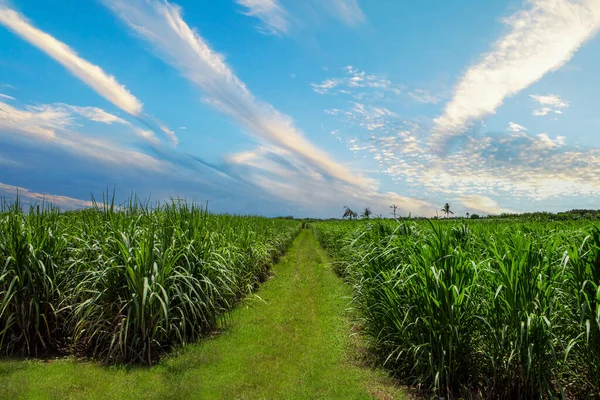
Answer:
[
  {"left": 0, "top": 5, "right": 178, "bottom": 145},
  {"left": 236, "top": 0, "right": 364, "bottom": 36},
  {"left": 327, "top": 100, "right": 600, "bottom": 204},
  {"left": 530, "top": 93, "right": 569, "bottom": 117},
  {"left": 311, "top": 66, "right": 401, "bottom": 96},
  {"left": 460, "top": 195, "right": 515, "bottom": 215},
  {"left": 157, "top": 122, "right": 178, "bottom": 145},
  {"left": 0, "top": 100, "right": 72, "bottom": 139},
  {"left": 236, "top": 0, "right": 289, "bottom": 35},
  {"left": 408, "top": 89, "right": 440, "bottom": 104},
  {"left": 0, "top": 182, "right": 93, "bottom": 209},
  {"left": 530, "top": 94, "right": 569, "bottom": 108},
  {"left": 507, "top": 121, "right": 527, "bottom": 132},
  {"left": 226, "top": 145, "right": 436, "bottom": 217},
  {"left": 105, "top": 0, "right": 365, "bottom": 187},
  {"left": 532, "top": 107, "right": 552, "bottom": 116},
  {"left": 61, "top": 105, "right": 128, "bottom": 124},
  {"left": 432, "top": 0, "right": 600, "bottom": 149},
  {"left": 0, "top": 100, "right": 166, "bottom": 169},
  {"left": 324, "top": 0, "right": 366, "bottom": 26},
  {"left": 0, "top": 93, "right": 15, "bottom": 100},
  {"left": 0, "top": 5, "right": 142, "bottom": 116},
  {"left": 333, "top": 103, "right": 398, "bottom": 132},
  {"left": 55, "top": 104, "right": 159, "bottom": 143},
  {"left": 312, "top": 79, "right": 341, "bottom": 94}
]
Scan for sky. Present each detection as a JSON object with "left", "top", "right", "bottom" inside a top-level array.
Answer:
[{"left": 1, "top": 0, "right": 600, "bottom": 218}]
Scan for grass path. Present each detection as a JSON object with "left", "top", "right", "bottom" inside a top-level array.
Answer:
[{"left": 0, "top": 229, "right": 405, "bottom": 399}]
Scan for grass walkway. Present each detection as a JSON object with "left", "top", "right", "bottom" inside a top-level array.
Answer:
[{"left": 0, "top": 229, "right": 405, "bottom": 399}]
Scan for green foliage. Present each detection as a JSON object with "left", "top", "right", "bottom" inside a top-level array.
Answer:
[
  {"left": 0, "top": 198, "right": 300, "bottom": 363},
  {"left": 0, "top": 230, "right": 406, "bottom": 399},
  {"left": 312, "top": 219, "right": 600, "bottom": 398}
]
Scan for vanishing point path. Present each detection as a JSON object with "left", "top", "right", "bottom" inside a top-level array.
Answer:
[{"left": 0, "top": 230, "right": 406, "bottom": 399}]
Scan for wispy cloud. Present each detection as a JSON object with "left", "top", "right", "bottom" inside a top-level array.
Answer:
[
  {"left": 530, "top": 94, "right": 569, "bottom": 108},
  {"left": 61, "top": 105, "right": 127, "bottom": 124},
  {"left": 327, "top": 103, "right": 397, "bottom": 133},
  {"left": 104, "top": 0, "right": 364, "bottom": 187},
  {"left": 530, "top": 93, "right": 569, "bottom": 116},
  {"left": 312, "top": 66, "right": 444, "bottom": 107},
  {"left": 0, "top": 5, "right": 142, "bottom": 115},
  {"left": 226, "top": 145, "right": 435, "bottom": 217},
  {"left": 0, "top": 4, "right": 178, "bottom": 145},
  {"left": 432, "top": 0, "right": 600, "bottom": 149},
  {"left": 236, "top": 0, "right": 289, "bottom": 35},
  {"left": 460, "top": 195, "right": 515, "bottom": 215},
  {"left": 86, "top": 107, "right": 160, "bottom": 142},
  {"left": 311, "top": 65, "right": 400, "bottom": 96},
  {"left": 0, "top": 182, "right": 93, "bottom": 209},
  {"left": 532, "top": 107, "right": 552, "bottom": 116},
  {"left": 0, "top": 100, "right": 166, "bottom": 169},
  {"left": 50, "top": 104, "right": 159, "bottom": 143},
  {"left": 0, "top": 93, "right": 15, "bottom": 100},
  {"left": 1, "top": 100, "right": 72, "bottom": 139},
  {"left": 507, "top": 121, "right": 527, "bottom": 132},
  {"left": 408, "top": 89, "right": 441, "bottom": 104},
  {"left": 324, "top": 0, "right": 366, "bottom": 26},
  {"left": 0, "top": 152, "right": 17, "bottom": 165},
  {"left": 326, "top": 99, "right": 600, "bottom": 206}
]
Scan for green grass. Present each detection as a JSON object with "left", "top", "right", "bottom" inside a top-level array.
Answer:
[{"left": 0, "top": 230, "right": 406, "bottom": 400}]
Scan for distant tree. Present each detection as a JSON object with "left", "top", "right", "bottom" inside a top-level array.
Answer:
[
  {"left": 343, "top": 206, "right": 358, "bottom": 220},
  {"left": 466, "top": 212, "right": 470, "bottom": 219},
  {"left": 362, "top": 207, "right": 372, "bottom": 219},
  {"left": 441, "top": 203, "right": 454, "bottom": 218},
  {"left": 390, "top": 204, "right": 398, "bottom": 218},
  {"left": 470, "top": 213, "right": 480, "bottom": 219}
]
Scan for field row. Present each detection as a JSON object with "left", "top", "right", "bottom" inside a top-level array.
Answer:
[
  {"left": 313, "top": 219, "right": 600, "bottom": 398},
  {"left": 0, "top": 200, "right": 300, "bottom": 363}
]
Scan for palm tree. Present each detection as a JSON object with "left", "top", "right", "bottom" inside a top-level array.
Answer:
[
  {"left": 466, "top": 212, "right": 470, "bottom": 219},
  {"left": 390, "top": 204, "right": 398, "bottom": 218},
  {"left": 343, "top": 206, "right": 358, "bottom": 220},
  {"left": 362, "top": 207, "right": 372, "bottom": 219},
  {"left": 441, "top": 203, "right": 454, "bottom": 218}
]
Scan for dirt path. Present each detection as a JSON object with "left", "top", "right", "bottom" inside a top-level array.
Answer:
[{"left": 0, "top": 229, "right": 406, "bottom": 399}]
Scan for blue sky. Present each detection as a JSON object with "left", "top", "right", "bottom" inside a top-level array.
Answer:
[{"left": 1, "top": 0, "right": 600, "bottom": 217}]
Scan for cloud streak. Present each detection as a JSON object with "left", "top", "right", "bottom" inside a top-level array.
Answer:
[
  {"left": 325, "top": 0, "right": 366, "bottom": 26},
  {"left": 0, "top": 182, "right": 93, "bottom": 209},
  {"left": 104, "top": 0, "right": 364, "bottom": 186},
  {"left": 0, "top": 4, "right": 179, "bottom": 145},
  {"left": 236, "top": 0, "right": 289, "bottom": 35},
  {"left": 0, "top": 100, "right": 167, "bottom": 170},
  {"left": 432, "top": 0, "right": 600, "bottom": 149},
  {"left": 0, "top": 5, "right": 142, "bottom": 115}
]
